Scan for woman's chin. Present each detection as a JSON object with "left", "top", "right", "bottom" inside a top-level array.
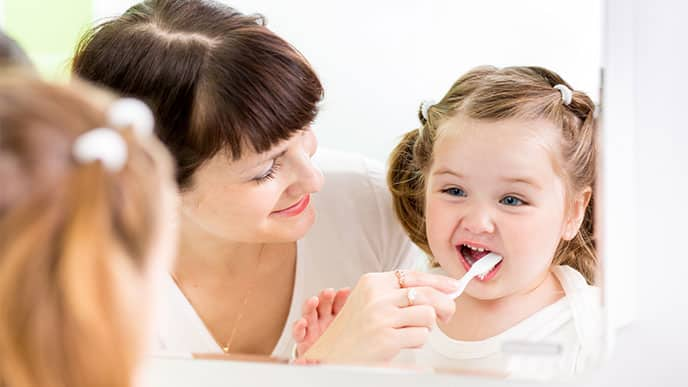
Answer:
[{"left": 269, "top": 208, "right": 316, "bottom": 241}]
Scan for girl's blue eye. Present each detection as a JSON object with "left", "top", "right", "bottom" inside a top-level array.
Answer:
[
  {"left": 500, "top": 196, "right": 524, "bottom": 206},
  {"left": 442, "top": 187, "right": 466, "bottom": 197}
]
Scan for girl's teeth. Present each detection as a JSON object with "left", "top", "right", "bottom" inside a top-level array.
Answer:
[{"left": 464, "top": 244, "right": 486, "bottom": 252}]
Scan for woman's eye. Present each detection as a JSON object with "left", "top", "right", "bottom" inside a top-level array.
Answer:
[
  {"left": 253, "top": 160, "right": 282, "bottom": 184},
  {"left": 500, "top": 195, "right": 525, "bottom": 206},
  {"left": 441, "top": 187, "right": 466, "bottom": 197}
]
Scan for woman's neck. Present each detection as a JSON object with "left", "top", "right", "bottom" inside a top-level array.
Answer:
[
  {"left": 439, "top": 269, "right": 565, "bottom": 341},
  {"left": 174, "top": 215, "right": 272, "bottom": 280}
]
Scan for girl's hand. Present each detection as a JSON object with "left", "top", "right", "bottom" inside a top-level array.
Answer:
[
  {"left": 301, "top": 270, "right": 459, "bottom": 363},
  {"left": 292, "top": 288, "right": 351, "bottom": 357}
]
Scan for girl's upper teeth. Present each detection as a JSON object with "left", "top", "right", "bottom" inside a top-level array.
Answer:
[{"left": 464, "top": 244, "right": 485, "bottom": 252}]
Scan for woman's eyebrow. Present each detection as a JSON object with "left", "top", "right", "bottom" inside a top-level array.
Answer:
[{"left": 244, "top": 148, "right": 288, "bottom": 172}]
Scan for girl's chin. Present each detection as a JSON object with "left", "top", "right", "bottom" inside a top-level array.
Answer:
[{"left": 463, "top": 290, "right": 505, "bottom": 301}]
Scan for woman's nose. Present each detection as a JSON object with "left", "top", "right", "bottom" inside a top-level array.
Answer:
[
  {"left": 303, "top": 128, "right": 318, "bottom": 157},
  {"left": 297, "top": 158, "right": 324, "bottom": 194},
  {"left": 286, "top": 141, "right": 323, "bottom": 196}
]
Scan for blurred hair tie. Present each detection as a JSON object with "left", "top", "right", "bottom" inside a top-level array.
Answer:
[
  {"left": 72, "top": 128, "right": 128, "bottom": 172},
  {"left": 107, "top": 98, "right": 155, "bottom": 138}
]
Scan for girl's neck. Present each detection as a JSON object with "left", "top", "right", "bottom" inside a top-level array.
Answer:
[{"left": 439, "top": 268, "right": 565, "bottom": 341}]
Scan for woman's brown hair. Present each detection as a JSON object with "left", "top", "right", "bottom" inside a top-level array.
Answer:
[
  {"left": 388, "top": 66, "right": 598, "bottom": 284},
  {"left": 72, "top": 0, "right": 323, "bottom": 189},
  {"left": 0, "top": 72, "right": 174, "bottom": 387}
]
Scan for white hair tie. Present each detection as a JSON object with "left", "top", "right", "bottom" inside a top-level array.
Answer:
[
  {"left": 420, "top": 99, "right": 436, "bottom": 121},
  {"left": 553, "top": 84, "right": 573, "bottom": 106},
  {"left": 72, "top": 128, "right": 128, "bottom": 172},
  {"left": 107, "top": 98, "right": 155, "bottom": 138}
]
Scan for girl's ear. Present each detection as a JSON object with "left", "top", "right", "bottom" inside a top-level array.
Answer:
[{"left": 562, "top": 186, "right": 592, "bottom": 241}]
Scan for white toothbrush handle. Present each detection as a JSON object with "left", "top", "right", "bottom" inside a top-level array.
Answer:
[{"left": 448, "top": 273, "right": 473, "bottom": 299}]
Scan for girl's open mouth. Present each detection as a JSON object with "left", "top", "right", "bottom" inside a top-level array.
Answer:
[{"left": 457, "top": 243, "right": 503, "bottom": 281}]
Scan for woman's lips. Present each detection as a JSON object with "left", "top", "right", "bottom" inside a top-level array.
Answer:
[{"left": 271, "top": 194, "right": 311, "bottom": 217}]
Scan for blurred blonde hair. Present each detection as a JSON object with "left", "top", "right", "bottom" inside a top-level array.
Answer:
[
  {"left": 388, "top": 66, "right": 597, "bottom": 284},
  {"left": 0, "top": 71, "right": 175, "bottom": 387}
]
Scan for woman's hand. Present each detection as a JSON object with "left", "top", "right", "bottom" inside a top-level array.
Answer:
[{"left": 301, "top": 270, "right": 459, "bottom": 363}]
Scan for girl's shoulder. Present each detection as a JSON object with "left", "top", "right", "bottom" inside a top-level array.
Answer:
[
  {"left": 552, "top": 265, "right": 601, "bottom": 304},
  {"left": 552, "top": 265, "right": 604, "bottom": 371}
]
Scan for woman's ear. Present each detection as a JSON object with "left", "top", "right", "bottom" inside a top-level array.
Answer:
[{"left": 562, "top": 186, "right": 592, "bottom": 240}]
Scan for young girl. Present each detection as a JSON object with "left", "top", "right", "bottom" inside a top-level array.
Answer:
[
  {"left": 0, "top": 73, "right": 177, "bottom": 387},
  {"left": 294, "top": 66, "right": 602, "bottom": 377}
]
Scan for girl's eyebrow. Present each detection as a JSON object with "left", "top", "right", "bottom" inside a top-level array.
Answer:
[
  {"left": 432, "top": 167, "right": 542, "bottom": 190},
  {"left": 500, "top": 176, "right": 542, "bottom": 190},
  {"left": 432, "top": 167, "right": 464, "bottom": 178}
]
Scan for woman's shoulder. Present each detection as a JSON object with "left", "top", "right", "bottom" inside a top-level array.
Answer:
[
  {"left": 304, "top": 148, "right": 418, "bottom": 271},
  {"left": 310, "top": 148, "right": 391, "bottom": 225},
  {"left": 312, "top": 148, "right": 387, "bottom": 196}
]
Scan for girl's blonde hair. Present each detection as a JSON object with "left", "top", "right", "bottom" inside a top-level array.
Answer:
[
  {"left": 0, "top": 72, "right": 174, "bottom": 387},
  {"left": 388, "top": 66, "right": 597, "bottom": 284}
]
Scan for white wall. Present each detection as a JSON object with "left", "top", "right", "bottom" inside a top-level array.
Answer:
[
  {"left": 94, "top": 0, "right": 601, "bottom": 163},
  {"left": 599, "top": 0, "right": 638, "bottom": 332},
  {"left": 585, "top": 0, "right": 688, "bottom": 385}
]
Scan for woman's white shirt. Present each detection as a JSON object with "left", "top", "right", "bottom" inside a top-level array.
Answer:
[{"left": 153, "top": 149, "right": 420, "bottom": 358}]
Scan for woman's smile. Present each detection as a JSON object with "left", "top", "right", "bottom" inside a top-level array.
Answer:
[{"left": 271, "top": 194, "right": 311, "bottom": 217}]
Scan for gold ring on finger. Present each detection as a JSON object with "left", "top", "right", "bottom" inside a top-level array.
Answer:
[{"left": 394, "top": 270, "right": 407, "bottom": 288}]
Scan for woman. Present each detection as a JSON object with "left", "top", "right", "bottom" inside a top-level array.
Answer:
[
  {"left": 0, "top": 73, "right": 177, "bottom": 387},
  {"left": 72, "top": 0, "right": 458, "bottom": 360}
]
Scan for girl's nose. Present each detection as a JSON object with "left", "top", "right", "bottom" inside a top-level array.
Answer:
[{"left": 461, "top": 204, "right": 496, "bottom": 235}]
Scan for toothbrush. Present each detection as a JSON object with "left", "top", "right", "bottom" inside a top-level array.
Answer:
[{"left": 448, "top": 253, "right": 503, "bottom": 299}]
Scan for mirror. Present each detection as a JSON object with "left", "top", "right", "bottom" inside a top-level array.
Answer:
[
  {"left": 1, "top": 0, "right": 607, "bottom": 383},
  {"left": 145, "top": 0, "right": 605, "bottom": 381}
]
